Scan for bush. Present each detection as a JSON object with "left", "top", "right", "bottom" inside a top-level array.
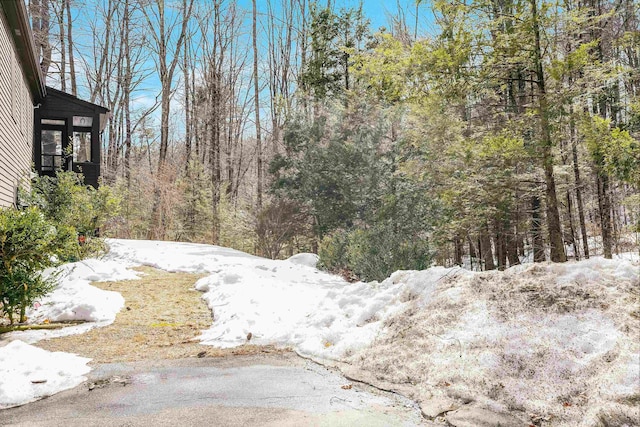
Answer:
[
  {"left": 20, "top": 171, "right": 120, "bottom": 260},
  {"left": 255, "top": 199, "right": 310, "bottom": 259},
  {"left": 319, "top": 225, "right": 432, "bottom": 282},
  {"left": 318, "top": 229, "right": 350, "bottom": 273},
  {"left": 0, "top": 207, "right": 72, "bottom": 324}
]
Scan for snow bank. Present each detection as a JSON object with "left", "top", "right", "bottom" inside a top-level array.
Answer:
[
  {"left": 0, "top": 340, "right": 91, "bottom": 409},
  {"left": 20, "top": 259, "right": 135, "bottom": 326},
  {"left": 196, "top": 265, "right": 414, "bottom": 357},
  {"left": 348, "top": 258, "right": 640, "bottom": 426},
  {"left": 105, "top": 238, "right": 259, "bottom": 273},
  {"left": 195, "top": 264, "right": 474, "bottom": 358}
]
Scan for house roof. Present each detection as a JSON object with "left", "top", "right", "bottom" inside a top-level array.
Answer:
[
  {"left": 1, "top": 0, "right": 46, "bottom": 102},
  {"left": 42, "top": 86, "right": 110, "bottom": 131},
  {"left": 45, "top": 87, "right": 110, "bottom": 114}
]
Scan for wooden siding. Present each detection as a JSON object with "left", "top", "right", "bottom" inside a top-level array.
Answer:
[{"left": 0, "top": 10, "right": 33, "bottom": 208}]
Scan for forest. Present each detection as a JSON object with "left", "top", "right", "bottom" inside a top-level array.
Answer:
[{"left": 28, "top": 0, "right": 640, "bottom": 281}]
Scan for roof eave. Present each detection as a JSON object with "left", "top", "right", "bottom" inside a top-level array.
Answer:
[
  {"left": 2, "top": 0, "right": 46, "bottom": 102},
  {"left": 45, "top": 86, "right": 110, "bottom": 113}
]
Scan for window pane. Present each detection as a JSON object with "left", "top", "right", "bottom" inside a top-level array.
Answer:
[
  {"left": 41, "top": 155, "right": 53, "bottom": 169},
  {"left": 41, "top": 156, "right": 61, "bottom": 171},
  {"left": 73, "top": 131, "right": 91, "bottom": 163},
  {"left": 73, "top": 116, "right": 93, "bottom": 127},
  {"left": 41, "top": 118, "right": 65, "bottom": 125},
  {"left": 41, "top": 130, "right": 62, "bottom": 155}
]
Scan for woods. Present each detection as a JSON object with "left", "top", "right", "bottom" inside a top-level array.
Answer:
[{"left": 31, "top": 0, "right": 639, "bottom": 280}]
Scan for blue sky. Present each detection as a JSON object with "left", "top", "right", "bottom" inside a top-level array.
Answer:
[
  {"left": 231, "top": 0, "right": 434, "bottom": 36},
  {"left": 62, "top": 0, "right": 435, "bottom": 143}
]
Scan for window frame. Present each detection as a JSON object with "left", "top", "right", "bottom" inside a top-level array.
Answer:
[{"left": 72, "top": 128, "right": 93, "bottom": 164}]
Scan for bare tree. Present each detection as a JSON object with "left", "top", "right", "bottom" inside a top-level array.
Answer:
[
  {"left": 142, "top": 0, "right": 194, "bottom": 171},
  {"left": 30, "top": 0, "right": 53, "bottom": 77},
  {"left": 66, "top": 0, "right": 77, "bottom": 95},
  {"left": 252, "top": 0, "right": 263, "bottom": 210}
]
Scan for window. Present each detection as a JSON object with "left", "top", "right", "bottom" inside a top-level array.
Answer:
[
  {"left": 73, "top": 116, "right": 93, "bottom": 127},
  {"left": 41, "top": 130, "right": 63, "bottom": 171},
  {"left": 42, "top": 119, "right": 66, "bottom": 126},
  {"left": 73, "top": 131, "right": 91, "bottom": 163}
]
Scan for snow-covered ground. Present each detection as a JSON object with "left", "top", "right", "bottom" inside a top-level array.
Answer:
[
  {"left": 346, "top": 259, "right": 640, "bottom": 425},
  {"left": 106, "top": 239, "right": 420, "bottom": 358},
  {"left": 0, "top": 341, "right": 91, "bottom": 409},
  {"left": 0, "top": 258, "right": 139, "bottom": 408},
  {"left": 1, "top": 238, "right": 638, "bottom": 425}
]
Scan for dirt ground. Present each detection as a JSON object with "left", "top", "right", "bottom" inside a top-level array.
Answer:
[{"left": 36, "top": 266, "right": 286, "bottom": 364}]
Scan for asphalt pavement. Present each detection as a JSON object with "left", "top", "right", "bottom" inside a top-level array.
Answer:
[{"left": 1, "top": 352, "right": 429, "bottom": 427}]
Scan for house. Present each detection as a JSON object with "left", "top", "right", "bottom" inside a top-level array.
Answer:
[
  {"left": 34, "top": 87, "right": 108, "bottom": 188},
  {"left": 0, "top": 0, "right": 107, "bottom": 208}
]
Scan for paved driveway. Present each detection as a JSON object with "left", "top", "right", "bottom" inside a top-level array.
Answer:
[{"left": 1, "top": 353, "right": 429, "bottom": 426}]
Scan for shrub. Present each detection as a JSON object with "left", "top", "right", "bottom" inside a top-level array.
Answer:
[
  {"left": 20, "top": 171, "right": 120, "bottom": 260},
  {"left": 0, "top": 207, "right": 72, "bottom": 324},
  {"left": 318, "top": 229, "right": 350, "bottom": 273},
  {"left": 255, "top": 199, "right": 310, "bottom": 259},
  {"left": 319, "top": 225, "right": 432, "bottom": 282}
]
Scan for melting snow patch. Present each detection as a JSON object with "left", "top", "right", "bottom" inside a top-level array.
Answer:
[
  {"left": 0, "top": 341, "right": 91, "bottom": 409},
  {"left": 2, "top": 259, "right": 138, "bottom": 345},
  {"left": 286, "top": 253, "right": 319, "bottom": 268},
  {"left": 19, "top": 259, "right": 134, "bottom": 327},
  {"left": 348, "top": 258, "right": 640, "bottom": 426}
]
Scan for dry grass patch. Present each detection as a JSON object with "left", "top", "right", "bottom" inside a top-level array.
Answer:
[{"left": 36, "top": 266, "right": 285, "bottom": 364}]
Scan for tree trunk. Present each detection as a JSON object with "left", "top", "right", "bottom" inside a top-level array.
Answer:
[
  {"left": 34, "top": 0, "right": 52, "bottom": 77},
  {"left": 493, "top": 219, "right": 507, "bottom": 270},
  {"left": 506, "top": 235, "right": 520, "bottom": 266},
  {"left": 566, "top": 191, "right": 579, "bottom": 260},
  {"left": 532, "top": 195, "right": 545, "bottom": 262},
  {"left": 66, "top": 0, "right": 76, "bottom": 95},
  {"left": 597, "top": 173, "right": 613, "bottom": 258},
  {"left": 159, "top": 83, "right": 171, "bottom": 169},
  {"left": 531, "top": 0, "right": 565, "bottom": 262},
  {"left": 123, "top": 0, "right": 132, "bottom": 186},
  {"left": 454, "top": 236, "right": 463, "bottom": 266},
  {"left": 58, "top": 5, "right": 66, "bottom": 91},
  {"left": 252, "top": 0, "right": 263, "bottom": 210},
  {"left": 184, "top": 40, "right": 191, "bottom": 169},
  {"left": 480, "top": 225, "right": 495, "bottom": 271},
  {"left": 571, "top": 113, "right": 590, "bottom": 258}
]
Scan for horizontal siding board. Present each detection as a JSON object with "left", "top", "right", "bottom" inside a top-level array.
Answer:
[{"left": 0, "top": 10, "right": 33, "bottom": 208}]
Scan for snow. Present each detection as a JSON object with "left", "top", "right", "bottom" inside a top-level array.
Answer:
[
  {"left": 104, "top": 239, "right": 259, "bottom": 273},
  {"left": 107, "top": 239, "right": 640, "bottom": 425},
  {"left": 3, "top": 259, "right": 138, "bottom": 345},
  {"left": 1, "top": 237, "right": 638, "bottom": 424},
  {"left": 286, "top": 253, "right": 320, "bottom": 267},
  {"left": 106, "top": 240, "right": 468, "bottom": 358},
  {"left": 346, "top": 258, "right": 640, "bottom": 425},
  {"left": 0, "top": 340, "right": 91, "bottom": 409},
  {"left": 0, "top": 257, "right": 139, "bottom": 408}
]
